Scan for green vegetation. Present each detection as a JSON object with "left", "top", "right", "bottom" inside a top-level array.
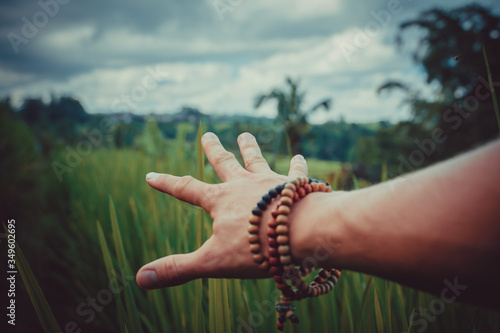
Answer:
[{"left": 2, "top": 4, "right": 499, "bottom": 333}]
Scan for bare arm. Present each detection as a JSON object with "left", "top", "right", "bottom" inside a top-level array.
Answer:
[
  {"left": 136, "top": 133, "right": 500, "bottom": 309},
  {"left": 290, "top": 138, "right": 500, "bottom": 308}
]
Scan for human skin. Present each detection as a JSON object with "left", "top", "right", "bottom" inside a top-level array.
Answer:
[{"left": 136, "top": 132, "right": 500, "bottom": 309}]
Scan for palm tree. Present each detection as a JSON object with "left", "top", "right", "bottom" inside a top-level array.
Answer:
[{"left": 254, "top": 77, "right": 332, "bottom": 155}]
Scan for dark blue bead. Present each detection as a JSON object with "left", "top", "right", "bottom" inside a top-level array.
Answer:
[
  {"left": 257, "top": 200, "right": 267, "bottom": 210},
  {"left": 269, "top": 189, "right": 278, "bottom": 198},
  {"left": 252, "top": 207, "right": 262, "bottom": 216},
  {"left": 308, "top": 178, "right": 313, "bottom": 183},
  {"left": 276, "top": 184, "right": 284, "bottom": 193},
  {"left": 290, "top": 315, "right": 299, "bottom": 324},
  {"left": 262, "top": 193, "right": 272, "bottom": 203}
]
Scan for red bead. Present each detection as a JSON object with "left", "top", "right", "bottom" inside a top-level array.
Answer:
[
  {"left": 293, "top": 192, "right": 300, "bottom": 201},
  {"left": 271, "top": 209, "right": 279, "bottom": 218},
  {"left": 277, "top": 322, "right": 285, "bottom": 331},
  {"left": 267, "top": 228, "right": 277, "bottom": 237},
  {"left": 273, "top": 275, "right": 284, "bottom": 283},
  {"left": 304, "top": 184, "right": 312, "bottom": 193},
  {"left": 268, "top": 218, "right": 278, "bottom": 227},
  {"left": 269, "top": 257, "right": 279, "bottom": 266},
  {"left": 268, "top": 238, "right": 278, "bottom": 247},
  {"left": 268, "top": 247, "right": 279, "bottom": 257},
  {"left": 298, "top": 187, "right": 306, "bottom": 197},
  {"left": 269, "top": 266, "right": 280, "bottom": 275}
]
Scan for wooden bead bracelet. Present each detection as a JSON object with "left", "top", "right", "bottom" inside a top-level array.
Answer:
[{"left": 248, "top": 176, "right": 342, "bottom": 331}]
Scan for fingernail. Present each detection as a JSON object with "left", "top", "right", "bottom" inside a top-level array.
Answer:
[
  {"left": 240, "top": 132, "right": 254, "bottom": 142},
  {"left": 294, "top": 154, "right": 305, "bottom": 161},
  {"left": 137, "top": 270, "right": 159, "bottom": 289},
  {"left": 202, "top": 132, "right": 217, "bottom": 141},
  {"left": 146, "top": 172, "right": 159, "bottom": 181}
]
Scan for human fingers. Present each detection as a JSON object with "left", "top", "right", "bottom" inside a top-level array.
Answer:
[
  {"left": 146, "top": 172, "right": 215, "bottom": 212},
  {"left": 136, "top": 249, "right": 207, "bottom": 289},
  {"left": 202, "top": 132, "right": 246, "bottom": 182},
  {"left": 288, "top": 154, "right": 308, "bottom": 178},
  {"left": 237, "top": 132, "right": 273, "bottom": 174}
]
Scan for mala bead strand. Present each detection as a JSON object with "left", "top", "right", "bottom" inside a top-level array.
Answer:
[{"left": 248, "top": 177, "right": 339, "bottom": 331}]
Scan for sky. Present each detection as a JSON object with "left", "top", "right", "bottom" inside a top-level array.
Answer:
[{"left": 1, "top": 0, "right": 499, "bottom": 123}]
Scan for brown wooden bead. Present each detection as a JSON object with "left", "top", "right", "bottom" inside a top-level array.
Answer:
[
  {"left": 247, "top": 224, "right": 259, "bottom": 234},
  {"left": 328, "top": 275, "right": 338, "bottom": 284},
  {"left": 249, "top": 215, "right": 261, "bottom": 225},
  {"left": 284, "top": 263, "right": 295, "bottom": 273},
  {"left": 249, "top": 243, "right": 261, "bottom": 253},
  {"left": 318, "top": 182, "right": 326, "bottom": 192},
  {"left": 278, "top": 245, "right": 290, "bottom": 255},
  {"left": 311, "top": 182, "right": 319, "bottom": 192},
  {"left": 280, "top": 196, "right": 293, "bottom": 206},
  {"left": 314, "top": 276, "right": 325, "bottom": 284},
  {"left": 333, "top": 269, "right": 341, "bottom": 278},
  {"left": 325, "top": 185, "right": 332, "bottom": 192},
  {"left": 293, "top": 192, "right": 300, "bottom": 201},
  {"left": 298, "top": 187, "right": 306, "bottom": 198},
  {"left": 258, "top": 261, "right": 269, "bottom": 271},
  {"left": 276, "top": 215, "right": 288, "bottom": 224},
  {"left": 253, "top": 253, "right": 264, "bottom": 263},
  {"left": 248, "top": 234, "right": 259, "bottom": 243},
  {"left": 284, "top": 183, "right": 296, "bottom": 192},
  {"left": 281, "top": 188, "right": 294, "bottom": 198},
  {"left": 276, "top": 225, "right": 288, "bottom": 234},
  {"left": 276, "top": 235, "right": 289, "bottom": 244},
  {"left": 304, "top": 183, "right": 312, "bottom": 193},
  {"left": 319, "top": 269, "right": 329, "bottom": 279},
  {"left": 277, "top": 205, "right": 290, "bottom": 215},
  {"left": 298, "top": 280, "right": 309, "bottom": 292},
  {"left": 292, "top": 179, "right": 300, "bottom": 187},
  {"left": 280, "top": 255, "right": 292, "bottom": 265}
]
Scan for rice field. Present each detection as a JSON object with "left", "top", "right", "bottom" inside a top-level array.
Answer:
[{"left": 17, "top": 127, "right": 500, "bottom": 333}]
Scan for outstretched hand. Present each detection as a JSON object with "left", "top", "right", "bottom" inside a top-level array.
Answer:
[{"left": 136, "top": 132, "right": 310, "bottom": 289}]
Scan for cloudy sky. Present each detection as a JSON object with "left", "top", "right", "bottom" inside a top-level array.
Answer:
[{"left": 1, "top": 0, "right": 498, "bottom": 123}]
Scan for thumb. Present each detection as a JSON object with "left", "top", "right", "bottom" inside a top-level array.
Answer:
[{"left": 136, "top": 250, "right": 206, "bottom": 289}]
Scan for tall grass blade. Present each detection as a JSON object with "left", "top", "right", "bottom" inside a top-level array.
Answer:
[
  {"left": 482, "top": 43, "right": 500, "bottom": 135},
  {"left": 109, "top": 197, "right": 143, "bottom": 333},
  {"left": 3, "top": 223, "right": 62, "bottom": 333}
]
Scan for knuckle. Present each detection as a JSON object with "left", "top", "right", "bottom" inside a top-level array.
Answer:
[
  {"left": 245, "top": 153, "right": 267, "bottom": 170},
  {"left": 213, "top": 150, "right": 235, "bottom": 165},
  {"left": 173, "top": 175, "right": 194, "bottom": 196}
]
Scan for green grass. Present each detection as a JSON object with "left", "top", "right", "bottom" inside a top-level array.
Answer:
[{"left": 20, "top": 126, "right": 500, "bottom": 332}]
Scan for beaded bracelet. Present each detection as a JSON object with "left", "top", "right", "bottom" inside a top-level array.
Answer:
[{"left": 248, "top": 176, "right": 342, "bottom": 331}]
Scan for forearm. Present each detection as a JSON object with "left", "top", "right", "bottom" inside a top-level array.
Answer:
[{"left": 290, "top": 139, "right": 500, "bottom": 308}]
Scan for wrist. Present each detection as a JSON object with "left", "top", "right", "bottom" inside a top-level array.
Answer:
[{"left": 288, "top": 191, "right": 350, "bottom": 270}]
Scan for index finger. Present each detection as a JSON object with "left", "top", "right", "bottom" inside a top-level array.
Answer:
[{"left": 146, "top": 172, "right": 216, "bottom": 212}]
